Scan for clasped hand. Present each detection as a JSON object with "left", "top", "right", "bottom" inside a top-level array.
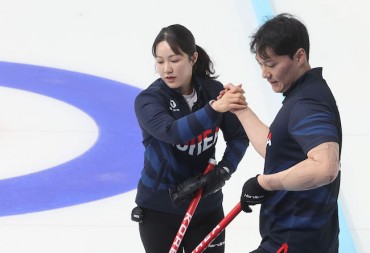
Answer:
[{"left": 211, "top": 83, "right": 247, "bottom": 113}]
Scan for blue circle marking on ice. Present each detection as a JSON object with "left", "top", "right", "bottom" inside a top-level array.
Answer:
[{"left": 0, "top": 61, "right": 143, "bottom": 216}]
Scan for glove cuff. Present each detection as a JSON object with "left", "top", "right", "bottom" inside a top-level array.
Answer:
[
  {"left": 253, "top": 175, "right": 268, "bottom": 194},
  {"left": 219, "top": 166, "right": 231, "bottom": 181}
]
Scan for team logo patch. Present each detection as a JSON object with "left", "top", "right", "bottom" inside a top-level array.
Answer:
[
  {"left": 267, "top": 132, "right": 272, "bottom": 146},
  {"left": 169, "top": 99, "right": 180, "bottom": 111}
]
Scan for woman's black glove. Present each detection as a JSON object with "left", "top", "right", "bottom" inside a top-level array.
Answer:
[
  {"left": 202, "top": 166, "right": 231, "bottom": 197},
  {"left": 240, "top": 175, "right": 269, "bottom": 212},
  {"left": 169, "top": 166, "right": 231, "bottom": 207},
  {"left": 169, "top": 173, "right": 204, "bottom": 207}
]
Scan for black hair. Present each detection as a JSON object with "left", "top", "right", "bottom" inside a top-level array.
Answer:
[
  {"left": 152, "top": 24, "right": 218, "bottom": 79},
  {"left": 250, "top": 13, "right": 310, "bottom": 61}
]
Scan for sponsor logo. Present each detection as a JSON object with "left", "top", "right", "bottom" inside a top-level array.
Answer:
[
  {"left": 193, "top": 225, "right": 223, "bottom": 252},
  {"left": 169, "top": 99, "right": 180, "bottom": 112},
  {"left": 244, "top": 193, "right": 264, "bottom": 200}
]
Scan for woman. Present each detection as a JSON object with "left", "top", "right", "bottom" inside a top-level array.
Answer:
[{"left": 133, "top": 24, "right": 248, "bottom": 253}]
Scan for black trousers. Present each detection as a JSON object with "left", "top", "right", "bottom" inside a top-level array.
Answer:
[
  {"left": 250, "top": 247, "right": 268, "bottom": 253},
  {"left": 139, "top": 207, "right": 225, "bottom": 253}
]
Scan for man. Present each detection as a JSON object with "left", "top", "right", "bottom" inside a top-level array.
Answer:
[{"left": 228, "top": 13, "right": 342, "bottom": 252}]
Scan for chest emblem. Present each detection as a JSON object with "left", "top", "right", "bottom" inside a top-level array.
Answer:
[{"left": 267, "top": 132, "right": 272, "bottom": 147}]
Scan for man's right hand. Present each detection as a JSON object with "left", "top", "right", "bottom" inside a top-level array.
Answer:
[{"left": 240, "top": 175, "right": 270, "bottom": 212}]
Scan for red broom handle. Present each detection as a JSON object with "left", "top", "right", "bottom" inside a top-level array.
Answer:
[
  {"left": 169, "top": 158, "right": 216, "bottom": 253},
  {"left": 192, "top": 202, "right": 242, "bottom": 253}
]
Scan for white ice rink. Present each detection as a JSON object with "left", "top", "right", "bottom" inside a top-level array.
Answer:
[{"left": 0, "top": 0, "right": 368, "bottom": 252}]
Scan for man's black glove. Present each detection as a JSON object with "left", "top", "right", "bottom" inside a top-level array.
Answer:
[
  {"left": 169, "top": 166, "right": 231, "bottom": 207},
  {"left": 240, "top": 175, "right": 269, "bottom": 212}
]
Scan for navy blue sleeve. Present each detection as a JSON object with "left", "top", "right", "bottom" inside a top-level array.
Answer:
[
  {"left": 217, "top": 112, "right": 249, "bottom": 173},
  {"left": 289, "top": 98, "right": 340, "bottom": 154},
  {"left": 135, "top": 91, "right": 221, "bottom": 145}
]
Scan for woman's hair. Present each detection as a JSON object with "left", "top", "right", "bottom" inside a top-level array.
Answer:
[
  {"left": 250, "top": 13, "right": 310, "bottom": 61},
  {"left": 152, "top": 24, "right": 218, "bottom": 79}
]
